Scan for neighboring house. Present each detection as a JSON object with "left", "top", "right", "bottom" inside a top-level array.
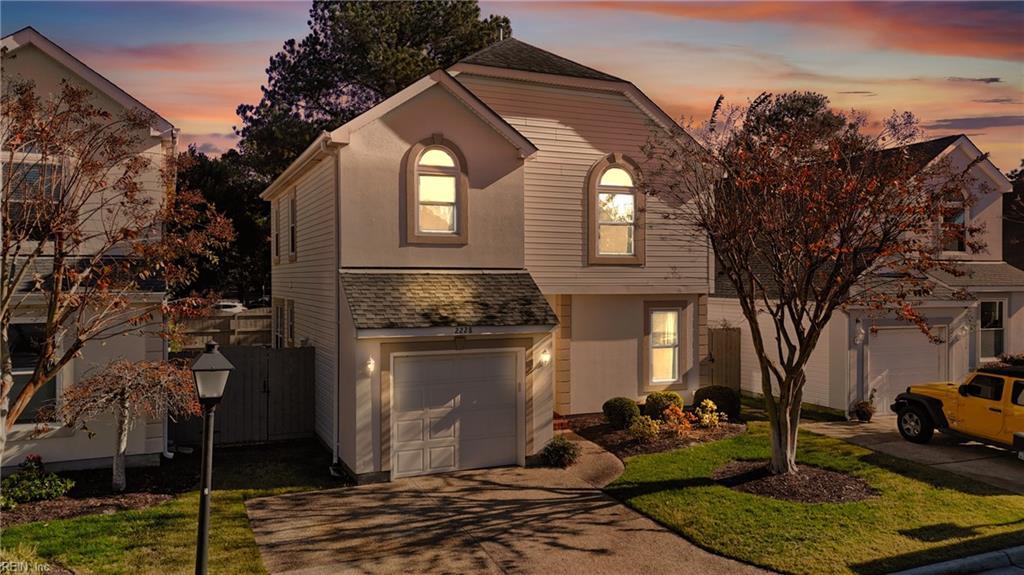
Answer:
[
  {"left": 1, "top": 28, "right": 174, "bottom": 470},
  {"left": 262, "top": 38, "right": 710, "bottom": 482},
  {"left": 1005, "top": 176, "right": 1023, "bottom": 271},
  {"left": 709, "top": 134, "right": 1023, "bottom": 415}
]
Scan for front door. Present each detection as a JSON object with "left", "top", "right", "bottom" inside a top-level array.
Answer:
[{"left": 955, "top": 373, "right": 1006, "bottom": 441}]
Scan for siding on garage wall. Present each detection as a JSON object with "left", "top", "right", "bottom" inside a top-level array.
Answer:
[
  {"left": 457, "top": 74, "right": 708, "bottom": 295},
  {"left": 270, "top": 156, "right": 337, "bottom": 446},
  {"left": 707, "top": 297, "right": 838, "bottom": 409}
]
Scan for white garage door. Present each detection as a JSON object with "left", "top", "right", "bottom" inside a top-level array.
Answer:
[
  {"left": 392, "top": 351, "right": 520, "bottom": 478},
  {"left": 867, "top": 327, "right": 947, "bottom": 413}
]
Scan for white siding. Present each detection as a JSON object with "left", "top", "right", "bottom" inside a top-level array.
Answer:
[
  {"left": 271, "top": 157, "right": 337, "bottom": 446},
  {"left": 458, "top": 74, "right": 708, "bottom": 294},
  {"left": 708, "top": 298, "right": 837, "bottom": 409}
]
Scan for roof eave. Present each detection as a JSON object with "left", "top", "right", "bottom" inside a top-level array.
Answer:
[{"left": 259, "top": 131, "right": 345, "bottom": 201}]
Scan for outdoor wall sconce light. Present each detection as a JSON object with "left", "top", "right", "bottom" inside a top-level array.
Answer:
[
  {"left": 853, "top": 321, "right": 866, "bottom": 345},
  {"left": 539, "top": 349, "right": 551, "bottom": 367},
  {"left": 365, "top": 356, "right": 376, "bottom": 375}
]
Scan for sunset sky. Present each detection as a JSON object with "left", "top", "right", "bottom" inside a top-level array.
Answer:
[{"left": 3, "top": 1, "right": 1022, "bottom": 172}]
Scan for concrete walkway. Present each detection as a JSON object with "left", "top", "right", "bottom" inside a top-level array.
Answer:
[
  {"left": 246, "top": 435, "right": 769, "bottom": 575},
  {"left": 803, "top": 416, "right": 1024, "bottom": 494}
]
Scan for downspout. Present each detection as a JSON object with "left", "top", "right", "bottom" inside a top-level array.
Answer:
[{"left": 332, "top": 144, "right": 343, "bottom": 468}]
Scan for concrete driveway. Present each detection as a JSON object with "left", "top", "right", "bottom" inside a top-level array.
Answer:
[
  {"left": 246, "top": 463, "right": 768, "bottom": 575},
  {"left": 803, "top": 416, "right": 1023, "bottom": 494}
]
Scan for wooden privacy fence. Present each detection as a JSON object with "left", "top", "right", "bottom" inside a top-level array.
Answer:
[
  {"left": 171, "top": 346, "right": 315, "bottom": 446},
  {"left": 709, "top": 327, "right": 741, "bottom": 391},
  {"left": 178, "top": 308, "right": 272, "bottom": 350}
]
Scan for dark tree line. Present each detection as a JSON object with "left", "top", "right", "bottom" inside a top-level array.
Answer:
[{"left": 179, "top": 1, "right": 511, "bottom": 301}]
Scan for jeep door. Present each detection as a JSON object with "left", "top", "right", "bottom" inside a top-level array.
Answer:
[
  {"left": 1004, "top": 380, "right": 1024, "bottom": 445},
  {"left": 956, "top": 374, "right": 1006, "bottom": 441}
]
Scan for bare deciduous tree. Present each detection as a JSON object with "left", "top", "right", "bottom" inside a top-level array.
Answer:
[{"left": 644, "top": 92, "right": 985, "bottom": 474}]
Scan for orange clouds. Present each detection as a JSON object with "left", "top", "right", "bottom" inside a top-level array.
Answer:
[{"left": 540, "top": 2, "right": 1024, "bottom": 62}]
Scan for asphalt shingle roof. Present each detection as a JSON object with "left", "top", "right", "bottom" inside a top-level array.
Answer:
[
  {"left": 459, "top": 38, "right": 622, "bottom": 82},
  {"left": 340, "top": 271, "right": 558, "bottom": 330},
  {"left": 929, "top": 262, "right": 1024, "bottom": 288}
]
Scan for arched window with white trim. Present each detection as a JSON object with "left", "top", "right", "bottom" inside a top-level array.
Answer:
[
  {"left": 587, "top": 154, "right": 644, "bottom": 265},
  {"left": 405, "top": 135, "right": 469, "bottom": 245}
]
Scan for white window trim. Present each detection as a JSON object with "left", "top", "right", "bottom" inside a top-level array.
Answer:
[
  {"left": 285, "top": 299, "right": 295, "bottom": 347},
  {"left": 272, "top": 299, "right": 285, "bottom": 349},
  {"left": 649, "top": 307, "right": 682, "bottom": 385},
  {"left": 273, "top": 202, "right": 282, "bottom": 262},
  {"left": 2, "top": 152, "right": 69, "bottom": 247},
  {"left": 939, "top": 200, "right": 969, "bottom": 257},
  {"left": 9, "top": 317, "right": 62, "bottom": 429},
  {"left": 415, "top": 146, "right": 460, "bottom": 236},
  {"left": 978, "top": 298, "right": 1007, "bottom": 362}
]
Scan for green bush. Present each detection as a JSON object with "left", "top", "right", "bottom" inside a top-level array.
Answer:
[
  {"left": 602, "top": 397, "right": 640, "bottom": 429},
  {"left": 0, "top": 494, "right": 16, "bottom": 511},
  {"left": 692, "top": 385, "right": 741, "bottom": 421},
  {"left": 628, "top": 415, "right": 661, "bottom": 443},
  {"left": 1, "top": 454, "right": 74, "bottom": 504},
  {"left": 541, "top": 435, "right": 583, "bottom": 468},
  {"left": 643, "top": 391, "right": 683, "bottom": 420}
]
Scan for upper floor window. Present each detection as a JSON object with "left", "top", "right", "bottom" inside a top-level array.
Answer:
[
  {"left": 405, "top": 135, "right": 468, "bottom": 245},
  {"left": 273, "top": 202, "right": 281, "bottom": 262},
  {"left": 941, "top": 194, "right": 966, "bottom": 253},
  {"left": 3, "top": 158, "right": 64, "bottom": 242},
  {"left": 288, "top": 194, "right": 297, "bottom": 259},
  {"left": 587, "top": 154, "right": 644, "bottom": 265}
]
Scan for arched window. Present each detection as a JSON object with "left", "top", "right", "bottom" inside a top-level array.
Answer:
[
  {"left": 405, "top": 135, "right": 469, "bottom": 244},
  {"left": 587, "top": 154, "right": 644, "bottom": 265}
]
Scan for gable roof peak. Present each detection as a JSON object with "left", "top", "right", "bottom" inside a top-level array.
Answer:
[{"left": 459, "top": 37, "right": 623, "bottom": 83}]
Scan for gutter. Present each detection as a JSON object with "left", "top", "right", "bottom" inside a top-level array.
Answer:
[{"left": 260, "top": 132, "right": 345, "bottom": 201}]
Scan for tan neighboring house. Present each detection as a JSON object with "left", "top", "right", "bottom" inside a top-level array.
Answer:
[
  {"left": 709, "top": 134, "right": 1024, "bottom": 415},
  {"left": 1, "top": 28, "right": 175, "bottom": 470},
  {"left": 262, "top": 38, "right": 711, "bottom": 482}
]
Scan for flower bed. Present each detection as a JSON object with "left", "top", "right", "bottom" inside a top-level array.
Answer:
[{"left": 567, "top": 412, "right": 746, "bottom": 459}]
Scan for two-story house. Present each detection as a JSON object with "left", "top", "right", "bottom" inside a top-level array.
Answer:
[
  {"left": 2, "top": 28, "right": 175, "bottom": 470},
  {"left": 262, "top": 39, "right": 710, "bottom": 482},
  {"left": 708, "top": 134, "right": 1023, "bottom": 416}
]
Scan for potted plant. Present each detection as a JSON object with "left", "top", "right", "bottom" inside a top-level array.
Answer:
[{"left": 852, "top": 389, "right": 876, "bottom": 422}]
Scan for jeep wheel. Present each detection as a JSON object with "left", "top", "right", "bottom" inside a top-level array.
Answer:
[{"left": 898, "top": 406, "right": 934, "bottom": 444}]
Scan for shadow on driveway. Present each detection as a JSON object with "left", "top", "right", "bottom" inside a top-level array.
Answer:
[{"left": 246, "top": 464, "right": 770, "bottom": 575}]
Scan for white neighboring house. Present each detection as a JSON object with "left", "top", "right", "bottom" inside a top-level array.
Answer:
[
  {"left": 2, "top": 28, "right": 175, "bottom": 470},
  {"left": 263, "top": 38, "right": 711, "bottom": 482},
  {"left": 709, "top": 134, "right": 1023, "bottom": 415}
]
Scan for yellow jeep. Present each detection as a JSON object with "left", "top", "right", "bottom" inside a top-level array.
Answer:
[{"left": 890, "top": 366, "right": 1024, "bottom": 456}]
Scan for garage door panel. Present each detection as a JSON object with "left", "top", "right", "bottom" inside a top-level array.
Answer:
[
  {"left": 392, "top": 352, "right": 519, "bottom": 478},
  {"left": 868, "top": 327, "right": 946, "bottom": 413}
]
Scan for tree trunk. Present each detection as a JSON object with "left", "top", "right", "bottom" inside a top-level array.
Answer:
[
  {"left": 766, "top": 371, "right": 804, "bottom": 475},
  {"left": 1, "top": 330, "right": 13, "bottom": 470},
  {"left": 112, "top": 399, "right": 130, "bottom": 492}
]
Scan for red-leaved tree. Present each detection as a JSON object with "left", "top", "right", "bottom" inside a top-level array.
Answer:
[
  {"left": 1, "top": 76, "right": 234, "bottom": 463},
  {"left": 53, "top": 360, "right": 199, "bottom": 491},
  {"left": 644, "top": 92, "right": 986, "bottom": 474}
]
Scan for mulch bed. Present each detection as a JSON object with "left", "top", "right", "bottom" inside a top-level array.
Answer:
[
  {"left": 712, "top": 460, "right": 879, "bottom": 503},
  {"left": 2, "top": 492, "right": 173, "bottom": 526},
  {"left": 2, "top": 460, "right": 198, "bottom": 527},
  {"left": 567, "top": 413, "right": 747, "bottom": 459}
]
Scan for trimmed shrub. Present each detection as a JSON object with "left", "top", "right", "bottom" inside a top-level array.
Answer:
[
  {"left": 628, "top": 415, "right": 661, "bottom": 443},
  {"left": 541, "top": 435, "right": 583, "bottom": 468},
  {"left": 643, "top": 391, "right": 683, "bottom": 420},
  {"left": 692, "top": 385, "right": 741, "bottom": 421},
  {"left": 1, "top": 454, "right": 74, "bottom": 504},
  {"left": 602, "top": 397, "right": 640, "bottom": 429}
]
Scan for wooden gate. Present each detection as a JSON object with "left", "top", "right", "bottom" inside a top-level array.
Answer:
[
  {"left": 171, "top": 346, "right": 315, "bottom": 446},
  {"left": 709, "top": 327, "right": 741, "bottom": 391}
]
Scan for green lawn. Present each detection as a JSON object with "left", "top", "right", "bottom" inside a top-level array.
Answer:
[
  {"left": 2, "top": 441, "right": 341, "bottom": 575},
  {"left": 607, "top": 422, "right": 1024, "bottom": 575}
]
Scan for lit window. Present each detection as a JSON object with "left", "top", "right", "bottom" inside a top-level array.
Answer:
[
  {"left": 416, "top": 147, "right": 458, "bottom": 234},
  {"left": 9, "top": 323, "right": 57, "bottom": 423},
  {"left": 597, "top": 167, "right": 635, "bottom": 256},
  {"left": 650, "top": 309, "right": 679, "bottom": 383},
  {"left": 980, "top": 301, "right": 1004, "bottom": 359}
]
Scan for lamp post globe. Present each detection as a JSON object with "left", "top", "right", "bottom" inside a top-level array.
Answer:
[{"left": 190, "top": 341, "right": 234, "bottom": 575}]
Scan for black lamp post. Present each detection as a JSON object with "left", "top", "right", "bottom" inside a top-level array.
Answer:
[{"left": 190, "top": 341, "right": 234, "bottom": 575}]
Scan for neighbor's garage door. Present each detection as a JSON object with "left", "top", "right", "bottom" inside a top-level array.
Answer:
[
  {"left": 868, "top": 327, "right": 947, "bottom": 413},
  {"left": 392, "top": 351, "right": 519, "bottom": 478}
]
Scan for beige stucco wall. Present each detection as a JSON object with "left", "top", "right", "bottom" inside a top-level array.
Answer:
[
  {"left": 338, "top": 84, "right": 526, "bottom": 269},
  {"left": 568, "top": 294, "right": 702, "bottom": 414}
]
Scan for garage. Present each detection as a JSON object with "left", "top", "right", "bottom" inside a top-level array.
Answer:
[
  {"left": 867, "top": 327, "right": 947, "bottom": 413},
  {"left": 391, "top": 351, "right": 522, "bottom": 478}
]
